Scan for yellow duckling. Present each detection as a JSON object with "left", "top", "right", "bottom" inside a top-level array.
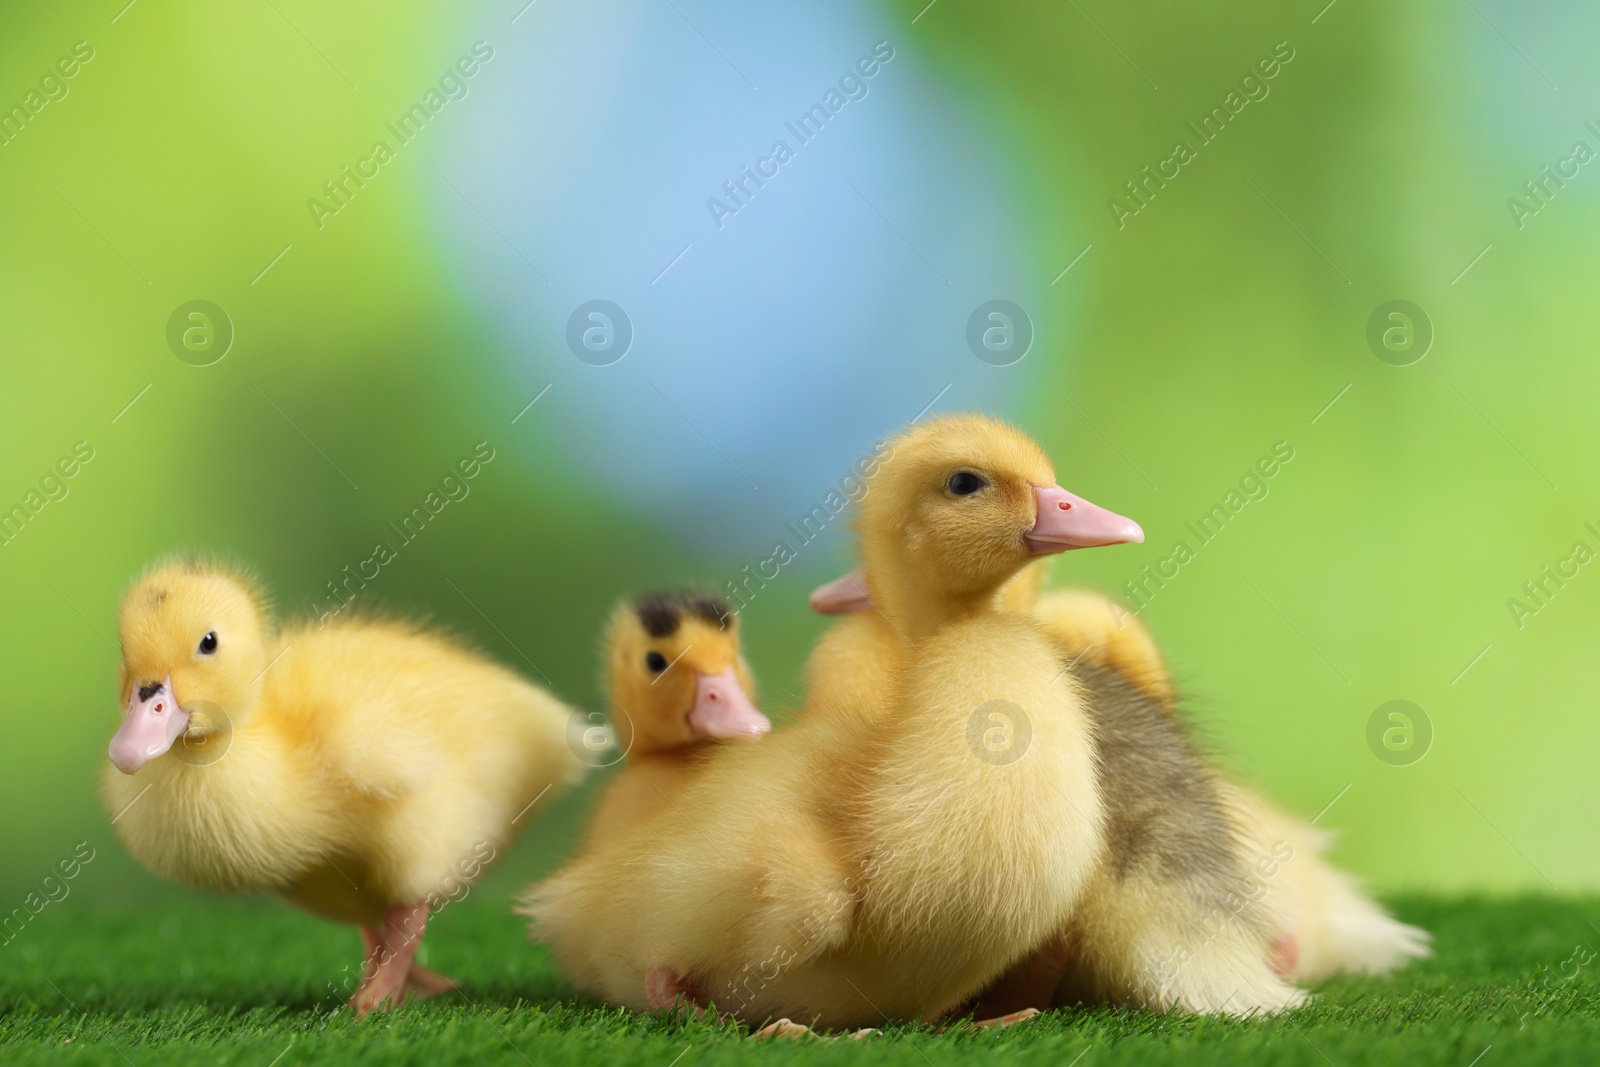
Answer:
[
  {"left": 102, "top": 558, "right": 585, "bottom": 1014},
  {"left": 1015, "top": 590, "right": 1429, "bottom": 984},
  {"left": 580, "top": 591, "right": 768, "bottom": 849},
  {"left": 523, "top": 414, "right": 1141, "bottom": 1032},
  {"left": 809, "top": 571, "right": 1426, "bottom": 1013}
]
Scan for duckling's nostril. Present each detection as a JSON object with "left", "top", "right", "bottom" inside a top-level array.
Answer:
[{"left": 1058, "top": 501, "right": 1072, "bottom": 511}]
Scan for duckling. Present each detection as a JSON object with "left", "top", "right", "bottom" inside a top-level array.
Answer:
[
  {"left": 523, "top": 414, "right": 1141, "bottom": 1031},
  {"left": 808, "top": 572, "right": 1424, "bottom": 1012},
  {"left": 580, "top": 591, "right": 769, "bottom": 849},
  {"left": 102, "top": 558, "right": 585, "bottom": 1014},
  {"left": 1017, "top": 591, "right": 1428, "bottom": 985},
  {"left": 808, "top": 580, "right": 1305, "bottom": 1014}
]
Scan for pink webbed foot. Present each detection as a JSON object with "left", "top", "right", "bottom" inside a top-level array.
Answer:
[
  {"left": 750, "top": 1019, "right": 879, "bottom": 1041},
  {"left": 406, "top": 961, "right": 461, "bottom": 999},
  {"left": 752, "top": 1018, "right": 816, "bottom": 1040},
  {"left": 938, "top": 1006, "right": 1042, "bottom": 1033},
  {"left": 970, "top": 1007, "right": 1041, "bottom": 1029}
]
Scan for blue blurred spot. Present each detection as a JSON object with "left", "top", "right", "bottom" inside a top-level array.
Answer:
[{"left": 439, "top": 0, "right": 1057, "bottom": 555}]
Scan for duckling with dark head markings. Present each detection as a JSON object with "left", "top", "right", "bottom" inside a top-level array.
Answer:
[
  {"left": 580, "top": 591, "right": 769, "bottom": 850},
  {"left": 524, "top": 414, "right": 1144, "bottom": 1032}
]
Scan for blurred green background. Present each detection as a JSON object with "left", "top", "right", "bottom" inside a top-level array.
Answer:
[{"left": 2, "top": 0, "right": 1594, "bottom": 918}]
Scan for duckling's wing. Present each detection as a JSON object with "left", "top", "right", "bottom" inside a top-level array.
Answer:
[{"left": 1068, "top": 662, "right": 1307, "bottom": 1014}]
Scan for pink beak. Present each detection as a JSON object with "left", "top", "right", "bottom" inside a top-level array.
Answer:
[
  {"left": 1024, "top": 484, "right": 1143, "bottom": 554},
  {"left": 109, "top": 674, "right": 191, "bottom": 774},
  {"left": 809, "top": 568, "right": 873, "bottom": 615},
  {"left": 686, "top": 670, "right": 770, "bottom": 739}
]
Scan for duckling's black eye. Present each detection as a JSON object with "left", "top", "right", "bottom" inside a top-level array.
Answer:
[
  {"left": 947, "top": 471, "right": 987, "bottom": 496},
  {"left": 198, "top": 632, "right": 218, "bottom": 655},
  {"left": 645, "top": 651, "right": 668, "bottom": 673}
]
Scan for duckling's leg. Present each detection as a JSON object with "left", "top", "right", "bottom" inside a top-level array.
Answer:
[
  {"left": 351, "top": 902, "right": 432, "bottom": 1016},
  {"left": 357, "top": 925, "right": 396, "bottom": 988}
]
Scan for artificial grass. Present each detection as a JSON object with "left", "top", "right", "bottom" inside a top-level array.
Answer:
[{"left": 1, "top": 892, "right": 1595, "bottom": 1066}]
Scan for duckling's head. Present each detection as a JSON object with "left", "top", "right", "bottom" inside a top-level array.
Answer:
[
  {"left": 110, "top": 558, "right": 271, "bottom": 774},
  {"left": 605, "top": 591, "right": 768, "bottom": 758},
  {"left": 823, "top": 414, "right": 1141, "bottom": 627}
]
